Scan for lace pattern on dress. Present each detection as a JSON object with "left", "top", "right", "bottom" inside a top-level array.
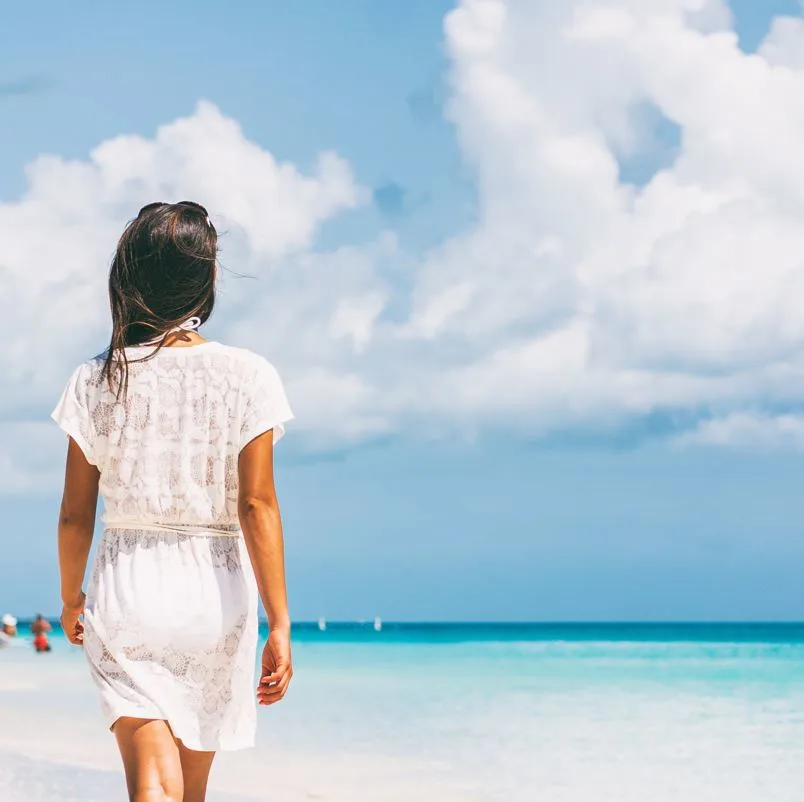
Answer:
[{"left": 50, "top": 343, "right": 288, "bottom": 751}]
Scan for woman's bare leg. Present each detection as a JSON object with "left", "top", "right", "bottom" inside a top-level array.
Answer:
[
  {"left": 176, "top": 740, "right": 216, "bottom": 802},
  {"left": 113, "top": 717, "right": 184, "bottom": 802}
]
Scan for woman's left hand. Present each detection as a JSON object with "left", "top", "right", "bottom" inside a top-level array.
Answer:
[{"left": 60, "top": 593, "right": 86, "bottom": 646}]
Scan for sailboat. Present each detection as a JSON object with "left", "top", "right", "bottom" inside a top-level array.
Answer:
[
  {"left": 373, "top": 617, "right": 382, "bottom": 632},
  {"left": 318, "top": 618, "right": 327, "bottom": 631}
]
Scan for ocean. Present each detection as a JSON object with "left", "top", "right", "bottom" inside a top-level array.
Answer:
[{"left": 2, "top": 622, "right": 804, "bottom": 800}]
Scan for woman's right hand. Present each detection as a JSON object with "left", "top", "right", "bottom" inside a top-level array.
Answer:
[{"left": 257, "top": 628, "right": 292, "bottom": 705}]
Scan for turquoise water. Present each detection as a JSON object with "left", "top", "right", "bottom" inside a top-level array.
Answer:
[
  {"left": 20, "top": 619, "right": 804, "bottom": 642},
  {"left": 3, "top": 623, "right": 804, "bottom": 800},
  {"left": 279, "top": 621, "right": 804, "bottom": 642}
]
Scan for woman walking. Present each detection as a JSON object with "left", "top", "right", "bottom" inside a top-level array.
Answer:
[{"left": 52, "top": 201, "right": 294, "bottom": 801}]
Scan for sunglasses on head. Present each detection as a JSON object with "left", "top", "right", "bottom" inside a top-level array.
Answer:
[{"left": 138, "top": 201, "right": 210, "bottom": 216}]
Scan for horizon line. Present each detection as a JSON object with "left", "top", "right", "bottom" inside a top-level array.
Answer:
[{"left": 291, "top": 620, "right": 804, "bottom": 625}]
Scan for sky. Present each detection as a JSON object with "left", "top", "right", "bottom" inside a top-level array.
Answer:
[{"left": 2, "top": 0, "right": 804, "bottom": 621}]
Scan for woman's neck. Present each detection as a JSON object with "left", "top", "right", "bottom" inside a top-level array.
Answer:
[{"left": 160, "top": 331, "right": 207, "bottom": 348}]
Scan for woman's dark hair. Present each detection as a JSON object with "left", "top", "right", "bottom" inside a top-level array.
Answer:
[{"left": 100, "top": 201, "right": 217, "bottom": 396}]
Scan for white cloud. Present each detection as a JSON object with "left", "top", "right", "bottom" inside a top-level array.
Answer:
[
  {"left": 760, "top": 15, "right": 804, "bottom": 69},
  {"left": 400, "top": 0, "right": 804, "bottom": 445},
  {"left": 0, "top": 102, "right": 374, "bottom": 489},
  {"left": 0, "top": 101, "right": 366, "bottom": 470},
  {"left": 679, "top": 413, "right": 804, "bottom": 451},
  {"left": 9, "top": 0, "right": 804, "bottom": 489}
]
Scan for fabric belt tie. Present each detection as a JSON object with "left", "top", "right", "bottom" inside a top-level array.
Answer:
[{"left": 103, "top": 520, "right": 241, "bottom": 538}]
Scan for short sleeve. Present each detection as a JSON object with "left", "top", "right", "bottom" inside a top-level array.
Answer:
[
  {"left": 239, "top": 359, "right": 294, "bottom": 450},
  {"left": 51, "top": 364, "right": 96, "bottom": 465}
]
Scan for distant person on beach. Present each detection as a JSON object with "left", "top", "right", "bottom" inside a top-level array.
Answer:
[
  {"left": 52, "top": 202, "right": 293, "bottom": 802},
  {"left": 0, "top": 613, "right": 17, "bottom": 647},
  {"left": 31, "top": 614, "right": 52, "bottom": 652},
  {"left": 31, "top": 613, "right": 51, "bottom": 637}
]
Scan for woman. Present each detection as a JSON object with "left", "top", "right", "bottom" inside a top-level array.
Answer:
[{"left": 52, "top": 201, "right": 293, "bottom": 802}]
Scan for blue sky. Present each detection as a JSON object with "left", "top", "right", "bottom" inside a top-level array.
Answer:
[{"left": 3, "top": 0, "right": 804, "bottom": 621}]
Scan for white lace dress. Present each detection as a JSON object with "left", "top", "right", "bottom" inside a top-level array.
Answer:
[{"left": 51, "top": 342, "right": 293, "bottom": 751}]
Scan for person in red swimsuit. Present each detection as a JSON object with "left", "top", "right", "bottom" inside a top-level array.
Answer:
[{"left": 31, "top": 614, "right": 52, "bottom": 652}]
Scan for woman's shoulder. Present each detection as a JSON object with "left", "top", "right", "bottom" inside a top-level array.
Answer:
[
  {"left": 60, "top": 354, "right": 106, "bottom": 387},
  {"left": 211, "top": 344, "right": 289, "bottom": 402}
]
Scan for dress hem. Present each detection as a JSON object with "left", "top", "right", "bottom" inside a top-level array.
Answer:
[{"left": 106, "top": 706, "right": 255, "bottom": 752}]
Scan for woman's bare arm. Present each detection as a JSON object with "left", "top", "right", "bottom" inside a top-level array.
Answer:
[
  {"left": 238, "top": 430, "right": 292, "bottom": 704},
  {"left": 58, "top": 437, "right": 100, "bottom": 644}
]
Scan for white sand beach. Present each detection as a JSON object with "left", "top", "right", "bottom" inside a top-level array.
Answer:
[{"left": 4, "top": 630, "right": 804, "bottom": 801}]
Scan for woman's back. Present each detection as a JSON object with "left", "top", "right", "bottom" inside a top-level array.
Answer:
[{"left": 53, "top": 342, "right": 292, "bottom": 530}]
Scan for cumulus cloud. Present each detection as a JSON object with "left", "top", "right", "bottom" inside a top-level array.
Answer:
[
  {"left": 0, "top": 101, "right": 380, "bottom": 486},
  {"left": 0, "top": 101, "right": 365, "bottom": 416},
  {"left": 402, "top": 0, "right": 804, "bottom": 446},
  {"left": 8, "top": 0, "right": 804, "bottom": 488}
]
